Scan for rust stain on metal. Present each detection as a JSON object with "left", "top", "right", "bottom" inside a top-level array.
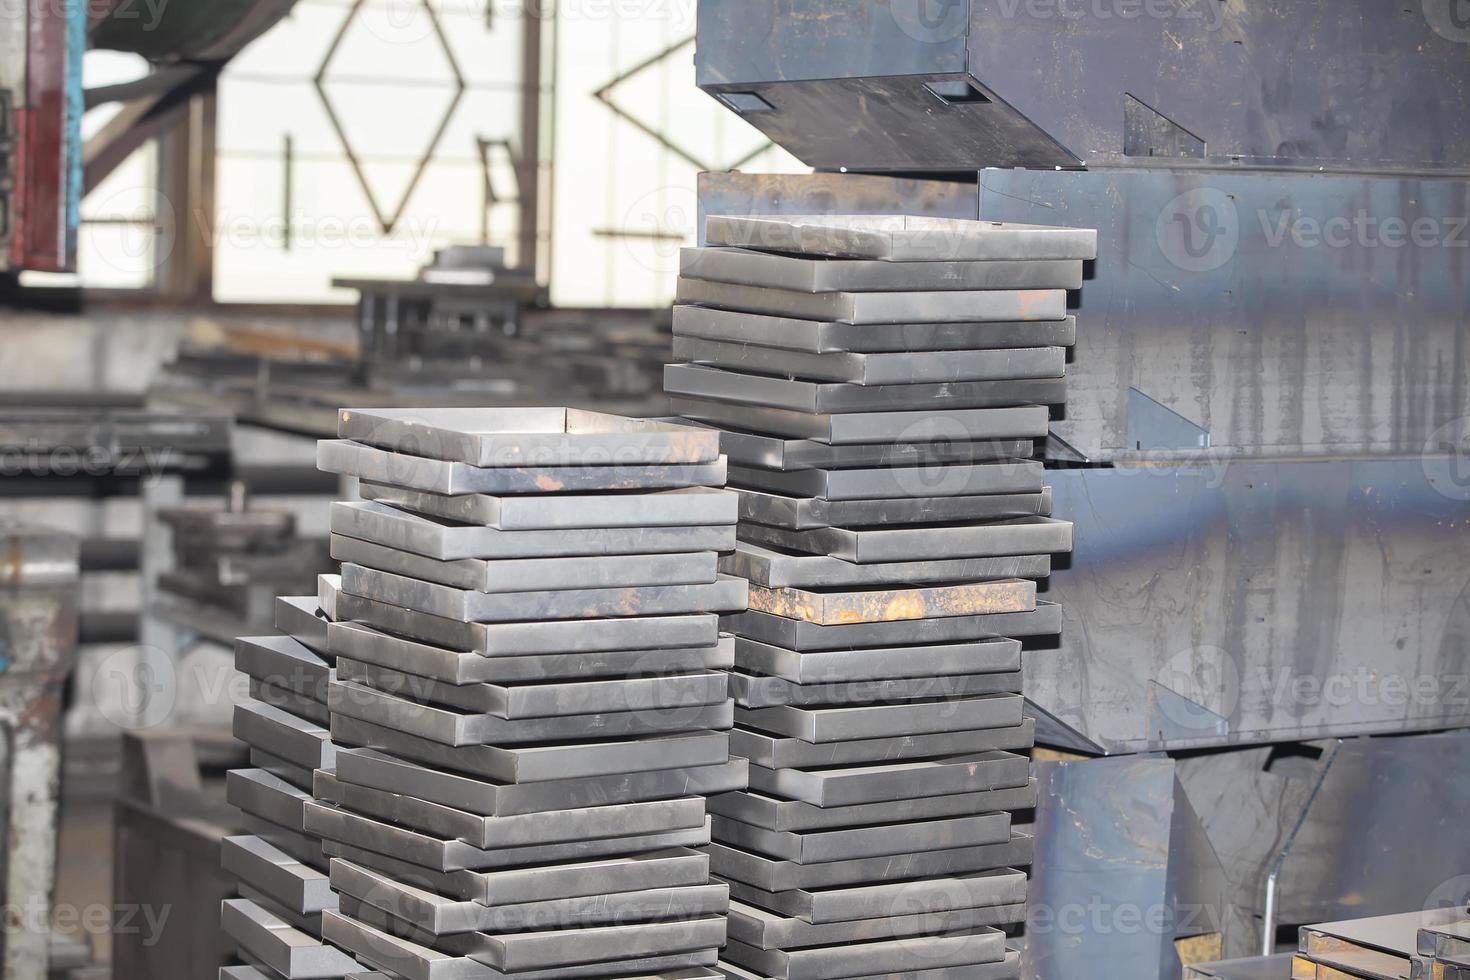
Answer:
[
  {"left": 533, "top": 473, "right": 566, "bottom": 492},
  {"left": 0, "top": 535, "right": 22, "bottom": 588},
  {"left": 747, "top": 580, "right": 1036, "bottom": 625}
]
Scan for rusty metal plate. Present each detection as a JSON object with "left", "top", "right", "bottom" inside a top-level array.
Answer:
[{"left": 746, "top": 581, "right": 1034, "bottom": 625}]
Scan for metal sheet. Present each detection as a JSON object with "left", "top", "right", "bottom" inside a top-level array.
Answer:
[
  {"left": 233, "top": 701, "right": 335, "bottom": 771},
  {"left": 336, "top": 407, "right": 721, "bottom": 468},
  {"left": 729, "top": 460, "right": 1042, "bottom": 501},
  {"left": 337, "top": 659, "right": 729, "bottom": 719},
  {"left": 727, "top": 898, "right": 1025, "bottom": 953},
  {"left": 730, "top": 722, "right": 1034, "bottom": 770},
  {"left": 332, "top": 857, "right": 729, "bottom": 937},
  {"left": 724, "top": 604, "right": 1061, "bottom": 652},
  {"left": 332, "top": 501, "right": 736, "bottom": 562},
  {"left": 318, "top": 575, "right": 342, "bottom": 621},
  {"left": 746, "top": 751, "right": 1031, "bottom": 807},
  {"left": 665, "top": 364, "right": 1065, "bottom": 414},
  {"left": 327, "top": 621, "right": 734, "bottom": 686},
  {"left": 227, "top": 768, "right": 314, "bottom": 835},
  {"left": 358, "top": 484, "right": 738, "bottom": 530},
  {"left": 673, "top": 304, "right": 1077, "bottom": 355},
  {"left": 737, "top": 488, "right": 1052, "bottom": 531},
  {"left": 671, "top": 398, "right": 1050, "bottom": 445},
  {"left": 333, "top": 540, "right": 720, "bottom": 593},
  {"left": 713, "top": 812, "right": 1011, "bottom": 865},
  {"left": 682, "top": 245, "right": 1082, "bottom": 293},
  {"left": 738, "top": 696, "right": 1024, "bottom": 745},
  {"left": 275, "top": 595, "right": 332, "bottom": 655},
  {"left": 685, "top": 425, "right": 1035, "bottom": 472},
  {"left": 220, "top": 899, "right": 361, "bottom": 980},
  {"left": 742, "top": 517, "right": 1073, "bottom": 564},
  {"left": 306, "top": 801, "right": 712, "bottom": 878},
  {"left": 703, "top": 215, "right": 1097, "bottom": 263},
  {"left": 676, "top": 277, "right": 1067, "bottom": 325},
  {"left": 731, "top": 636, "right": 1021, "bottom": 684},
  {"left": 223, "top": 836, "right": 337, "bottom": 917},
  {"left": 323, "top": 909, "right": 720, "bottom": 980},
  {"left": 722, "top": 931, "right": 1007, "bottom": 980},
  {"left": 236, "top": 635, "right": 332, "bottom": 701},
  {"left": 335, "top": 592, "right": 720, "bottom": 656},
  {"left": 337, "top": 566, "right": 747, "bottom": 623},
  {"left": 332, "top": 737, "right": 747, "bottom": 817},
  {"left": 713, "top": 858, "right": 1030, "bottom": 922},
  {"left": 251, "top": 749, "right": 316, "bottom": 791},
  {"left": 249, "top": 680, "right": 332, "bottom": 726},
  {"left": 673, "top": 337, "right": 1066, "bottom": 385},
  {"left": 318, "top": 440, "right": 728, "bottom": 496},
  {"left": 328, "top": 680, "right": 732, "bottom": 758},
  {"left": 707, "top": 783, "right": 1037, "bottom": 835},
  {"left": 746, "top": 581, "right": 1034, "bottom": 626},
  {"left": 730, "top": 671, "right": 1020, "bottom": 709},
  {"left": 724, "top": 547, "right": 1047, "bottom": 591},
  {"left": 315, "top": 770, "right": 707, "bottom": 851}
]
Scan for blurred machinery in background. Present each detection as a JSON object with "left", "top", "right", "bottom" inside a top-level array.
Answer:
[{"left": 693, "top": 1, "right": 1470, "bottom": 975}]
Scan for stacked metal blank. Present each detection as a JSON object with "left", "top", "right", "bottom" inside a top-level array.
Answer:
[
  {"left": 664, "top": 214, "right": 1097, "bottom": 980},
  {"left": 307, "top": 407, "right": 750, "bottom": 979},
  {"left": 1290, "top": 908, "right": 1470, "bottom": 980},
  {"left": 223, "top": 585, "right": 360, "bottom": 979}
]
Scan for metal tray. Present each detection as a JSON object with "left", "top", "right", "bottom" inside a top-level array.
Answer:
[
  {"left": 723, "top": 546, "right": 1048, "bottom": 591},
  {"left": 671, "top": 398, "right": 1050, "bottom": 445},
  {"left": 332, "top": 858, "right": 729, "bottom": 938},
  {"left": 705, "top": 782, "right": 1037, "bottom": 835},
  {"left": 318, "top": 440, "right": 728, "bottom": 496},
  {"left": 746, "top": 580, "right": 1034, "bottom": 626},
  {"left": 235, "top": 635, "right": 331, "bottom": 701},
  {"left": 314, "top": 769, "right": 706, "bottom": 851},
  {"left": 305, "top": 801, "right": 712, "bottom": 877},
  {"left": 327, "top": 621, "right": 734, "bottom": 686},
  {"left": 723, "top": 604, "right": 1062, "bottom": 652},
  {"left": 703, "top": 215, "right": 1098, "bottom": 263},
  {"left": 335, "top": 591, "right": 720, "bottom": 656},
  {"left": 736, "top": 695, "right": 1025, "bottom": 744},
  {"left": 332, "top": 537, "right": 719, "bottom": 593},
  {"left": 338, "top": 565, "right": 747, "bottom": 623},
  {"left": 358, "top": 483, "right": 738, "bottom": 530},
  {"left": 233, "top": 701, "right": 334, "bottom": 771},
  {"left": 337, "top": 407, "right": 721, "bottom": 468},
  {"left": 674, "top": 337, "right": 1066, "bottom": 385},
  {"left": 332, "top": 501, "right": 736, "bottom": 562},
  {"left": 713, "top": 811, "right": 1011, "bottom": 865},
  {"left": 730, "top": 721, "right": 1035, "bottom": 771},
  {"left": 665, "top": 364, "right": 1066, "bottom": 414},
  {"left": 683, "top": 244, "right": 1084, "bottom": 293},
  {"left": 332, "top": 731, "right": 747, "bottom": 816},
  {"left": 337, "top": 658, "right": 729, "bottom": 719},
  {"left": 673, "top": 304, "right": 1077, "bottom": 354},
  {"left": 729, "top": 671, "right": 1021, "bottom": 709},
  {"left": 729, "top": 460, "right": 1042, "bottom": 502},
  {"left": 746, "top": 752, "right": 1031, "bottom": 809},
  {"left": 741, "top": 517, "right": 1074, "bottom": 565},
  {"left": 712, "top": 849, "right": 1030, "bottom": 916},
  {"left": 676, "top": 276, "right": 1068, "bottom": 325},
  {"left": 327, "top": 679, "right": 732, "bottom": 751},
  {"left": 736, "top": 488, "right": 1052, "bottom": 531}
]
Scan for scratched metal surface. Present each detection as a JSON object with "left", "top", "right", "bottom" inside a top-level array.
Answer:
[{"left": 1034, "top": 459, "right": 1470, "bottom": 753}]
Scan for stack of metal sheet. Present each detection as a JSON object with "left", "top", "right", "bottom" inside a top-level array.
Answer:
[
  {"left": 223, "top": 590, "right": 359, "bottom": 979},
  {"left": 1289, "top": 908, "right": 1470, "bottom": 979},
  {"left": 664, "top": 214, "right": 1097, "bottom": 980},
  {"left": 303, "top": 407, "right": 749, "bottom": 979}
]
